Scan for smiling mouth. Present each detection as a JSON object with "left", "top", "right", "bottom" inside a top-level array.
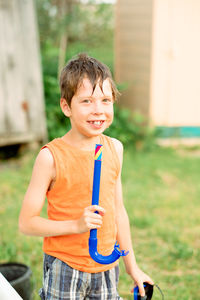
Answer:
[{"left": 87, "top": 120, "right": 105, "bottom": 125}]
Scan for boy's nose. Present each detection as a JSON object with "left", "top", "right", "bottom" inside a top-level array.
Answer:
[{"left": 93, "top": 101, "right": 103, "bottom": 114}]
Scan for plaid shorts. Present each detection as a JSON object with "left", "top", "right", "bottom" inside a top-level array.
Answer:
[{"left": 39, "top": 254, "right": 122, "bottom": 300}]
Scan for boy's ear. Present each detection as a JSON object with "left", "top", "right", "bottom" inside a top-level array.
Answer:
[{"left": 60, "top": 98, "right": 71, "bottom": 117}]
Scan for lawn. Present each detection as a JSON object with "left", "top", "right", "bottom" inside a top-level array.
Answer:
[{"left": 0, "top": 145, "right": 200, "bottom": 300}]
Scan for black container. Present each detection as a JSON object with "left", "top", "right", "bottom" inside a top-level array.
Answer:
[{"left": 0, "top": 262, "right": 32, "bottom": 300}]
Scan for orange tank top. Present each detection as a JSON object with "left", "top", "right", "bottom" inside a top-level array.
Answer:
[{"left": 42, "top": 134, "right": 120, "bottom": 273}]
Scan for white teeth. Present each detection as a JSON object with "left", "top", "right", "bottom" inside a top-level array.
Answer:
[{"left": 89, "top": 121, "right": 102, "bottom": 125}]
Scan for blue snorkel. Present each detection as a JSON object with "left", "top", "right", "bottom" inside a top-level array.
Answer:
[{"left": 89, "top": 144, "right": 129, "bottom": 264}]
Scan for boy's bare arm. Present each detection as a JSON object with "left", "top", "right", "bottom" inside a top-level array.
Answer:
[
  {"left": 112, "top": 138, "right": 153, "bottom": 297},
  {"left": 19, "top": 148, "right": 105, "bottom": 237}
]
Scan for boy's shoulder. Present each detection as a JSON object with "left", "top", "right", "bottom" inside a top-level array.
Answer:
[
  {"left": 109, "top": 137, "right": 123, "bottom": 168},
  {"left": 110, "top": 137, "right": 123, "bottom": 153},
  {"left": 36, "top": 146, "right": 55, "bottom": 169}
]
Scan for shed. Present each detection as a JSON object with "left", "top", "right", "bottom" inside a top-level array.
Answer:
[
  {"left": 115, "top": 0, "right": 200, "bottom": 144},
  {"left": 0, "top": 0, "right": 47, "bottom": 147}
]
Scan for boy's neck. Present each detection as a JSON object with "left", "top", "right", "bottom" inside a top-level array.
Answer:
[{"left": 62, "top": 130, "right": 102, "bottom": 151}]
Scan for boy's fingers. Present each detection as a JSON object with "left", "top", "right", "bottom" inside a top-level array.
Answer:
[
  {"left": 88, "top": 205, "right": 106, "bottom": 214},
  {"left": 87, "top": 215, "right": 102, "bottom": 225},
  {"left": 146, "top": 279, "right": 154, "bottom": 285},
  {"left": 138, "top": 284, "right": 145, "bottom": 297}
]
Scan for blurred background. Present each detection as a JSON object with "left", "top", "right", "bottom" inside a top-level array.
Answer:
[{"left": 0, "top": 0, "right": 200, "bottom": 299}]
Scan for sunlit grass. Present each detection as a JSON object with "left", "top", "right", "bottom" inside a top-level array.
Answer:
[
  {"left": 119, "top": 147, "right": 200, "bottom": 299},
  {"left": 1, "top": 146, "right": 200, "bottom": 299}
]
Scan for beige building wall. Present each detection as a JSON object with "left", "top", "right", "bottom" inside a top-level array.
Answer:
[
  {"left": 150, "top": 0, "right": 200, "bottom": 127},
  {"left": 115, "top": 0, "right": 153, "bottom": 116},
  {"left": 115, "top": 0, "right": 200, "bottom": 129}
]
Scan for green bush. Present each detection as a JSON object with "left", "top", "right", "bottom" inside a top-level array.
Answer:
[
  {"left": 105, "top": 105, "right": 158, "bottom": 150},
  {"left": 43, "top": 73, "right": 71, "bottom": 140},
  {"left": 38, "top": 2, "right": 157, "bottom": 149}
]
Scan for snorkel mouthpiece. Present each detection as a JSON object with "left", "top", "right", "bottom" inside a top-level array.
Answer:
[{"left": 89, "top": 236, "right": 129, "bottom": 264}]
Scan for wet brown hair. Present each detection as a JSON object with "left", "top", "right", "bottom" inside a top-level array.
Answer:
[{"left": 60, "top": 53, "right": 119, "bottom": 106}]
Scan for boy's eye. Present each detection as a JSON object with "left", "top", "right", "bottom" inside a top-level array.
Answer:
[
  {"left": 82, "top": 99, "right": 91, "bottom": 103},
  {"left": 102, "top": 98, "right": 112, "bottom": 103}
]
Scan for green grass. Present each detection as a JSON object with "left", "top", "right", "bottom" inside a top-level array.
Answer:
[
  {"left": 0, "top": 146, "right": 200, "bottom": 299},
  {"left": 119, "top": 147, "right": 200, "bottom": 300}
]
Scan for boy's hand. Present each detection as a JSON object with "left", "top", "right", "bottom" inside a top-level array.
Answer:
[
  {"left": 76, "top": 205, "right": 106, "bottom": 234},
  {"left": 130, "top": 267, "right": 154, "bottom": 297}
]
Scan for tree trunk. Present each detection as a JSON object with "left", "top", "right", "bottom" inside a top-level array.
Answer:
[
  {"left": 58, "top": 29, "right": 68, "bottom": 78},
  {"left": 56, "top": 0, "right": 72, "bottom": 78}
]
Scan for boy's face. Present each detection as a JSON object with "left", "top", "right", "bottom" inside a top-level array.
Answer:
[{"left": 61, "top": 77, "right": 114, "bottom": 138}]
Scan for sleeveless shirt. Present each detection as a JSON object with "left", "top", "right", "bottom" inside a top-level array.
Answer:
[{"left": 42, "top": 134, "right": 120, "bottom": 273}]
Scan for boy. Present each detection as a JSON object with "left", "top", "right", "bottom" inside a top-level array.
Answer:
[{"left": 19, "top": 53, "right": 153, "bottom": 299}]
